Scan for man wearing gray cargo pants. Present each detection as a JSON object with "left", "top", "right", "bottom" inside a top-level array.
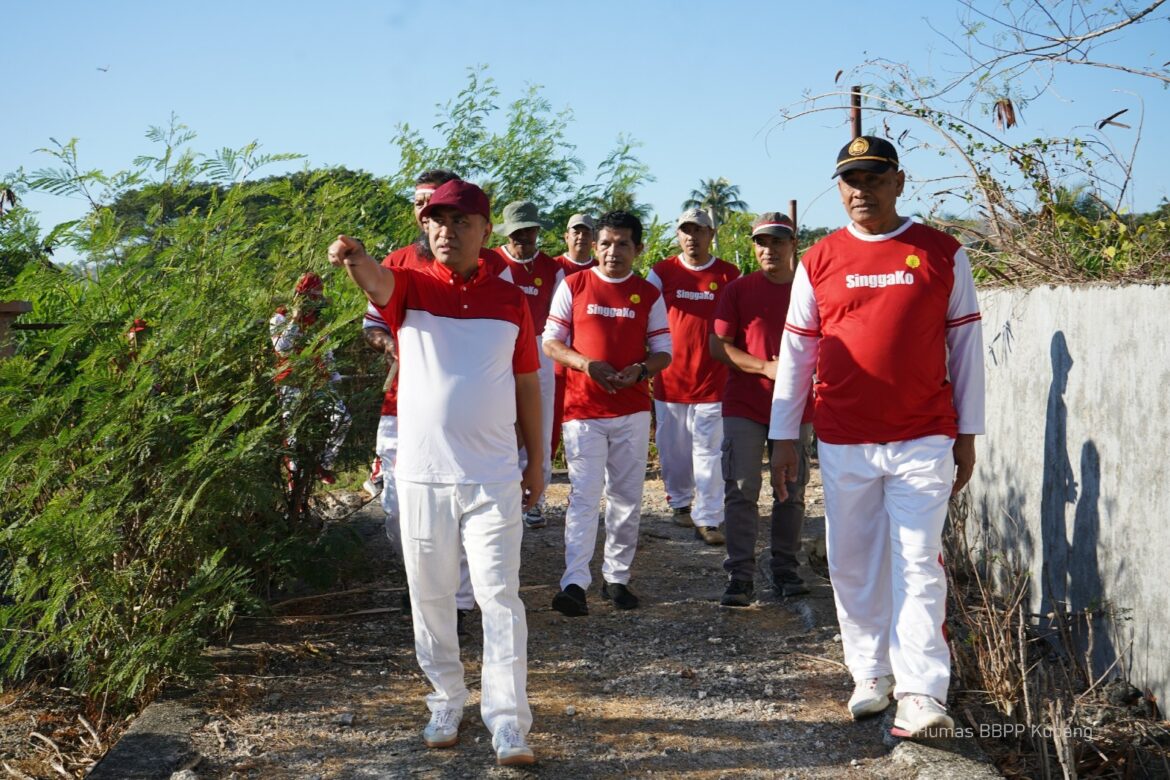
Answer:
[{"left": 709, "top": 212, "right": 812, "bottom": 606}]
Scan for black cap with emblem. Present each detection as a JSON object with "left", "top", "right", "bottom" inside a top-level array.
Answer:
[{"left": 832, "top": 135, "right": 900, "bottom": 178}]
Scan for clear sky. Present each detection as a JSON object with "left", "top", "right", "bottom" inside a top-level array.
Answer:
[{"left": 4, "top": 0, "right": 1168, "bottom": 249}]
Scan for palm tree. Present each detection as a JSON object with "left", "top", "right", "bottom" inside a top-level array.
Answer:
[{"left": 682, "top": 177, "right": 749, "bottom": 233}]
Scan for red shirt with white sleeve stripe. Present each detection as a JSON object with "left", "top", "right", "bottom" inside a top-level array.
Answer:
[
  {"left": 375, "top": 260, "right": 539, "bottom": 484},
  {"left": 490, "top": 247, "right": 564, "bottom": 333},
  {"left": 543, "top": 267, "right": 671, "bottom": 421},
  {"left": 551, "top": 255, "right": 598, "bottom": 378},
  {"left": 647, "top": 256, "right": 741, "bottom": 404},
  {"left": 769, "top": 219, "right": 985, "bottom": 445}
]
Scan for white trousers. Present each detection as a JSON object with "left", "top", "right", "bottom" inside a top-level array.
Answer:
[
  {"left": 518, "top": 340, "right": 555, "bottom": 507},
  {"left": 378, "top": 416, "right": 473, "bottom": 610},
  {"left": 560, "top": 412, "right": 651, "bottom": 590},
  {"left": 818, "top": 435, "right": 954, "bottom": 702},
  {"left": 398, "top": 479, "right": 531, "bottom": 736},
  {"left": 654, "top": 400, "right": 724, "bottom": 527}
]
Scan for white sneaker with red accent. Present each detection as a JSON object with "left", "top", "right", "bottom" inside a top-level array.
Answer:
[
  {"left": 893, "top": 694, "right": 954, "bottom": 737},
  {"left": 847, "top": 674, "right": 895, "bottom": 719}
]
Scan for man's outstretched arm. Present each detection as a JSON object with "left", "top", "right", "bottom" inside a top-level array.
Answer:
[{"left": 328, "top": 235, "right": 395, "bottom": 307}]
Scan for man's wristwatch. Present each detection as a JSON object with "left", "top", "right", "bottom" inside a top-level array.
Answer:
[{"left": 637, "top": 362, "right": 650, "bottom": 382}]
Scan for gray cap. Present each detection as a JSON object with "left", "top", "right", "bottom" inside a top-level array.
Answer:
[
  {"left": 495, "top": 200, "right": 543, "bottom": 236},
  {"left": 751, "top": 212, "right": 795, "bottom": 238},
  {"left": 677, "top": 207, "right": 714, "bottom": 229},
  {"left": 566, "top": 213, "right": 595, "bottom": 231}
]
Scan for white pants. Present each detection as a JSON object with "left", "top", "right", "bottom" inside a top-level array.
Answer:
[
  {"left": 278, "top": 385, "right": 351, "bottom": 471},
  {"left": 654, "top": 400, "right": 724, "bottom": 527},
  {"left": 518, "top": 340, "right": 555, "bottom": 507},
  {"left": 561, "top": 412, "right": 651, "bottom": 590},
  {"left": 378, "top": 416, "right": 473, "bottom": 610},
  {"left": 818, "top": 435, "right": 954, "bottom": 702},
  {"left": 398, "top": 479, "right": 532, "bottom": 737}
]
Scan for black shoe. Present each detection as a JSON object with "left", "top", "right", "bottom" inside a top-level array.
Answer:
[
  {"left": 774, "top": 574, "right": 810, "bottom": 597},
  {"left": 552, "top": 584, "right": 588, "bottom": 617},
  {"left": 601, "top": 581, "right": 640, "bottom": 610},
  {"left": 672, "top": 506, "right": 694, "bottom": 527},
  {"left": 720, "top": 578, "right": 755, "bottom": 607},
  {"left": 456, "top": 609, "right": 471, "bottom": 637}
]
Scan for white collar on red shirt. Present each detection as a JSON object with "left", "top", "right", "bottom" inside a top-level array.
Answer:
[
  {"left": 678, "top": 254, "right": 717, "bottom": 272},
  {"left": 846, "top": 217, "right": 915, "bottom": 242},
  {"left": 589, "top": 266, "right": 634, "bottom": 284},
  {"left": 560, "top": 254, "right": 594, "bottom": 266},
  {"left": 500, "top": 246, "right": 537, "bottom": 264}
]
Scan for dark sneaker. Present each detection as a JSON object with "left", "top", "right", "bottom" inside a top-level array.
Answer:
[
  {"left": 694, "top": 525, "right": 725, "bottom": 545},
  {"left": 672, "top": 506, "right": 694, "bottom": 527},
  {"left": 552, "top": 584, "right": 588, "bottom": 616},
  {"left": 601, "top": 581, "right": 640, "bottom": 610},
  {"left": 456, "top": 609, "right": 471, "bottom": 637},
  {"left": 720, "top": 578, "right": 755, "bottom": 607},
  {"left": 774, "top": 574, "right": 810, "bottom": 597},
  {"left": 523, "top": 505, "right": 546, "bottom": 529}
]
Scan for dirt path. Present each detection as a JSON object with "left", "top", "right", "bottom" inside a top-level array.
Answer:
[{"left": 173, "top": 467, "right": 977, "bottom": 778}]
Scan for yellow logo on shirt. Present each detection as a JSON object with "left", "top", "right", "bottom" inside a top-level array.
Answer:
[
  {"left": 630, "top": 293, "right": 641, "bottom": 304},
  {"left": 905, "top": 255, "right": 921, "bottom": 269},
  {"left": 708, "top": 282, "right": 719, "bottom": 291},
  {"left": 534, "top": 277, "right": 543, "bottom": 286}
]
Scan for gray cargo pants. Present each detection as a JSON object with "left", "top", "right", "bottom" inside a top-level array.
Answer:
[{"left": 721, "top": 416, "right": 809, "bottom": 584}]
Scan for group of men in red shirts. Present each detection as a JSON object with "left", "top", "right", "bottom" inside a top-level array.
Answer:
[{"left": 325, "top": 133, "right": 985, "bottom": 766}]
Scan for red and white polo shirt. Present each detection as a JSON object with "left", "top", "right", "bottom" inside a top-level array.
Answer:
[
  {"left": 543, "top": 267, "right": 671, "bottom": 421},
  {"left": 647, "top": 255, "right": 741, "bottom": 404},
  {"left": 374, "top": 260, "right": 539, "bottom": 484},
  {"left": 769, "top": 219, "right": 985, "bottom": 444}
]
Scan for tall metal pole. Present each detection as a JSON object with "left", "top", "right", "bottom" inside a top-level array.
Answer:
[{"left": 851, "top": 85, "right": 863, "bottom": 138}]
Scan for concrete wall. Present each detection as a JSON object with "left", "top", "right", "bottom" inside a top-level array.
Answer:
[{"left": 971, "top": 284, "right": 1170, "bottom": 709}]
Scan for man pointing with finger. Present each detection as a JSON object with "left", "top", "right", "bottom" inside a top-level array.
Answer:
[
  {"left": 328, "top": 179, "right": 541, "bottom": 767},
  {"left": 769, "top": 137, "right": 984, "bottom": 739}
]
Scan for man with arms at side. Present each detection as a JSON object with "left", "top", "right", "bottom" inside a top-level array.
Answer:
[
  {"left": 549, "top": 213, "right": 598, "bottom": 471},
  {"left": 329, "top": 180, "right": 542, "bottom": 767},
  {"left": 648, "top": 208, "right": 740, "bottom": 545},
  {"left": 710, "top": 213, "right": 812, "bottom": 608},
  {"left": 769, "top": 137, "right": 985, "bottom": 738},
  {"left": 490, "top": 201, "right": 564, "bottom": 530},
  {"left": 543, "top": 211, "right": 671, "bottom": 615}
]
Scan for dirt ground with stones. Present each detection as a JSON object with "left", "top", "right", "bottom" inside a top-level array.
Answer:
[
  {"left": 156, "top": 462, "right": 980, "bottom": 780},
  {"left": 0, "top": 463, "right": 995, "bottom": 779}
]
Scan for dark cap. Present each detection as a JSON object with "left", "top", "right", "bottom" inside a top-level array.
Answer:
[
  {"left": 418, "top": 180, "right": 491, "bottom": 222},
  {"left": 751, "top": 212, "right": 795, "bottom": 239},
  {"left": 832, "top": 135, "right": 900, "bottom": 178}
]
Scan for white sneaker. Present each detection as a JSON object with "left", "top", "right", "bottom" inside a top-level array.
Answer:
[
  {"left": 894, "top": 694, "right": 954, "bottom": 737},
  {"left": 492, "top": 721, "right": 535, "bottom": 766},
  {"left": 422, "top": 708, "right": 462, "bottom": 748},
  {"left": 847, "top": 674, "right": 895, "bottom": 719}
]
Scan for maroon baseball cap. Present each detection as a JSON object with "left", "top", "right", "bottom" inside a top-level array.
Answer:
[{"left": 418, "top": 180, "right": 491, "bottom": 222}]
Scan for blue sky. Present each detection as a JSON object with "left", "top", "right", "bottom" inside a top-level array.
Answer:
[{"left": 4, "top": 0, "right": 1168, "bottom": 251}]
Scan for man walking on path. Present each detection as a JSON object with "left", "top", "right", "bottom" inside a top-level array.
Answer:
[
  {"left": 490, "top": 201, "right": 564, "bottom": 530},
  {"left": 550, "top": 214, "right": 598, "bottom": 464},
  {"left": 362, "top": 169, "right": 476, "bottom": 626},
  {"left": 710, "top": 213, "right": 812, "bottom": 607},
  {"left": 329, "top": 180, "right": 542, "bottom": 767},
  {"left": 543, "top": 211, "right": 672, "bottom": 615},
  {"left": 769, "top": 136, "right": 985, "bottom": 738},
  {"left": 648, "top": 208, "right": 740, "bottom": 545}
]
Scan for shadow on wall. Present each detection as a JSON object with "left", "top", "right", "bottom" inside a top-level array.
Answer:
[{"left": 1038, "top": 331, "right": 1120, "bottom": 681}]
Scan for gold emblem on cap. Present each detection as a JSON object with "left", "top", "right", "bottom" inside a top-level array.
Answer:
[
  {"left": 534, "top": 277, "right": 543, "bottom": 286},
  {"left": 905, "top": 255, "right": 921, "bottom": 269},
  {"left": 630, "top": 293, "right": 641, "bottom": 304},
  {"left": 848, "top": 137, "right": 870, "bottom": 156},
  {"left": 708, "top": 282, "right": 719, "bottom": 291}
]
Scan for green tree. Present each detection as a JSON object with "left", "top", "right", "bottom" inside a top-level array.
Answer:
[{"left": 682, "top": 177, "right": 749, "bottom": 232}]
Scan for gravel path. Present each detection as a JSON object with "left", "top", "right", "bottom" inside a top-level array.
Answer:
[{"left": 172, "top": 466, "right": 989, "bottom": 778}]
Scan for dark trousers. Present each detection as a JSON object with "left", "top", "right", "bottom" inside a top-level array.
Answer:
[{"left": 721, "top": 417, "right": 808, "bottom": 583}]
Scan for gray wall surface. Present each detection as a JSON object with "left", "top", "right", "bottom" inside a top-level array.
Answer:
[{"left": 971, "top": 284, "right": 1170, "bottom": 709}]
